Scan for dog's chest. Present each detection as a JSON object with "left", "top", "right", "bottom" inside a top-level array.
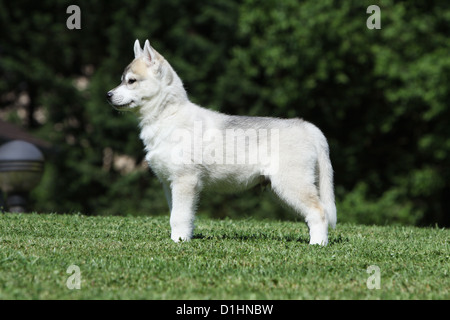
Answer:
[{"left": 143, "top": 142, "right": 175, "bottom": 177}]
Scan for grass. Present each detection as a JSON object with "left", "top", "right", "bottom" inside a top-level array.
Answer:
[{"left": 0, "top": 213, "right": 448, "bottom": 299}]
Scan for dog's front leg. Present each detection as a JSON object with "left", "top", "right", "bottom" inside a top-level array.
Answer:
[
  {"left": 162, "top": 181, "right": 172, "bottom": 212},
  {"left": 169, "top": 176, "right": 200, "bottom": 242}
]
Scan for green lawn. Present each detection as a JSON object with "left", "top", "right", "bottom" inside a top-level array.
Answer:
[{"left": 0, "top": 213, "right": 448, "bottom": 299}]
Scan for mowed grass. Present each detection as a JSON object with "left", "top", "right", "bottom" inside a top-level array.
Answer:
[{"left": 0, "top": 213, "right": 448, "bottom": 299}]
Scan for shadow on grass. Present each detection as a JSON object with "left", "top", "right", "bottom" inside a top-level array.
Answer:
[{"left": 193, "top": 232, "right": 348, "bottom": 245}]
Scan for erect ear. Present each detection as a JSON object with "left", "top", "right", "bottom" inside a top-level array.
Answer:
[
  {"left": 134, "top": 39, "right": 143, "bottom": 58},
  {"left": 143, "top": 39, "right": 156, "bottom": 65}
]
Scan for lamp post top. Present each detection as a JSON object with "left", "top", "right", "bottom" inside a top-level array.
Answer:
[{"left": 0, "top": 140, "right": 44, "bottom": 162}]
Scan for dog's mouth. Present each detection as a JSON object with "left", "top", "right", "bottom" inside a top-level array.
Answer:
[{"left": 112, "top": 101, "right": 134, "bottom": 111}]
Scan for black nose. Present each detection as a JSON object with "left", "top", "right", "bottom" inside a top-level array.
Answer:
[{"left": 106, "top": 91, "right": 113, "bottom": 100}]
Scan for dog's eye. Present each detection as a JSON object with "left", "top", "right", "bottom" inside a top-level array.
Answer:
[{"left": 128, "top": 78, "right": 136, "bottom": 84}]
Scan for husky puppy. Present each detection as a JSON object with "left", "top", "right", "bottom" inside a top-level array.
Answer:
[{"left": 107, "top": 39, "right": 336, "bottom": 245}]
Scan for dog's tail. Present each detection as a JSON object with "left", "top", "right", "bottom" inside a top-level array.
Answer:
[{"left": 316, "top": 134, "right": 337, "bottom": 229}]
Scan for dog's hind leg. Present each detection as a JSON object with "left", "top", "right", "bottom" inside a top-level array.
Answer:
[
  {"left": 301, "top": 192, "right": 328, "bottom": 246},
  {"left": 271, "top": 175, "right": 328, "bottom": 245},
  {"left": 169, "top": 175, "right": 201, "bottom": 242}
]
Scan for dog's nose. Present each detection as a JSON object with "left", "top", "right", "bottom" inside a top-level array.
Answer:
[{"left": 106, "top": 91, "right": 113, "bottom": 100}]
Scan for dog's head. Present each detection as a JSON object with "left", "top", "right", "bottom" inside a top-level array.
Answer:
[{"left": 107, "top": 39, "right": 174, "bottom": 111}]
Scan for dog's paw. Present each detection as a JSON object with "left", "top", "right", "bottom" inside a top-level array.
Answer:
[
  {"left": 309, "top": 238, "right": 329, "bottom": 246},
  {"left": 171, "top": 233, "right": 192, "bottom": 243},
  {"left": 308, "top": 222, "right": 329, "bottom": 246}
]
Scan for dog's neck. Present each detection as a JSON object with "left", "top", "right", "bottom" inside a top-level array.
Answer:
[
  {"left": 137, "top": 78, "right": 192, "bottom": 152},
  {"left": 137, "top": 89, "right": 193, "bottom": 153}
]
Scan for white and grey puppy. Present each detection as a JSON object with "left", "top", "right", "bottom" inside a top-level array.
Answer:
[{"left": 107, "top": 39, "right": 336, "bottom": 245}]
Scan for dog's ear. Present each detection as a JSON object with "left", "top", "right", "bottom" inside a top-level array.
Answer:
[
  {"left": 134, "top": 39, "right": 143, "bottom": 58},
  {"left": 143, "top": 39, "right": 157, "bottom": 65}
]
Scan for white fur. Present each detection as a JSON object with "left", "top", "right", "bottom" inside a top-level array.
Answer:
[{"left": 107, "top": 39, "right": 336, "bottom": 245}]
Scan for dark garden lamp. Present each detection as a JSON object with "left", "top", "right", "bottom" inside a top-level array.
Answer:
[{"left": 0, "top": 140, "right": 44, "bottom": 213}]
